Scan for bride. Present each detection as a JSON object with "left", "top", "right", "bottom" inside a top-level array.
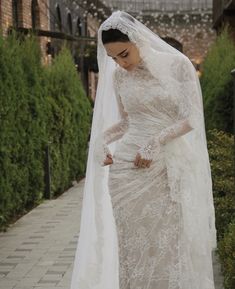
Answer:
[{"left": 70, "top": 11, "right": 217, "bottom": 289}]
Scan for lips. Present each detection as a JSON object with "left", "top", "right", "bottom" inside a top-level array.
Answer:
[{"left": 124, "top": 65, "right": 131, "bottom": 69}]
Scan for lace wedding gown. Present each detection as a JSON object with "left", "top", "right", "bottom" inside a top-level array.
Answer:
[{"left": 103, "top": 60, "right": 215, "bottom": 289}]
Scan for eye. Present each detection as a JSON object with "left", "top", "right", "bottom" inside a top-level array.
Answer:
[{"left": 121, "top": 53, "right": 128, "bottom": 58}]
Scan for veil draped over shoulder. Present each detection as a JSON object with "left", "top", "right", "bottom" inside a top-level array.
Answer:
[{"left": 70, "top": 10, "right": 217, "bottom": 289}]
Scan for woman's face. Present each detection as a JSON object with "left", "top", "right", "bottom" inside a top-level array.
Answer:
[{"left": 104, "top": 41, "right": 142, "bottom": 71}]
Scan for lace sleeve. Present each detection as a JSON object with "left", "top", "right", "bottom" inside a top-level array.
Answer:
[
  {"left": 102, "top": 106, "right": 128, "bottom": 145},
  {"left": 100, "top": 69, "right": 129, "bottom": 162},
  {"left": 103, "top": 69, "right": 129, "bottom": 145},
  {"left": 138, "top": 119, "right": 193, "bottom": 161},
  {"left": 138, "top": 57, "right": 196, "bottom": 161}
]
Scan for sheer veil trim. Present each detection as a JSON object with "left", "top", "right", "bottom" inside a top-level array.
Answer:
[{"left": 70, "top": 10, "right": 217, "bottom": 289}]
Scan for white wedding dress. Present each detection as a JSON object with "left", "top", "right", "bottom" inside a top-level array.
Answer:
[
  {"left": 104, "top": 60, "right": 215, "bottom": 289},
  {"left": 69, "top": 11, "right": 216, "bottom": 289}
]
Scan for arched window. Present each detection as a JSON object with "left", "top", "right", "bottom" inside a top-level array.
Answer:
[
  {"left": 76, "top": 17, "right": 82, "bottom": 36},
  {"left": 12, "top": 0, "right": 22, "bottom": 28},
  {"left": 31, "top": 0, "right": 40, "bottom": 30},
  {"left": 67, "top": 13, "right": 73, "bottom": 35},
  {"left": 56, "top": 5, "right": 62, "bottom": 32}
]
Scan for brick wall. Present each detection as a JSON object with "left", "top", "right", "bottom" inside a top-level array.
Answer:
[
  {"left": 1, "top": 0, "right": 14, "bottom": 32},
  {"left": 0, "top": 0, "right": 50, "bottom": 63}
]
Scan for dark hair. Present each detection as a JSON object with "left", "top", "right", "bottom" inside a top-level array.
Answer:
[
  {"left": 101, "top": 12, "right": 135, "bottom": 45},
  {"left": 101, "top": 29, "right": 130, "bottom": 45}
]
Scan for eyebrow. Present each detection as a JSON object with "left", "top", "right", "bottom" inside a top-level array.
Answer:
[{"left": 107, "top": 49, "right": 128, "bottom": 57}]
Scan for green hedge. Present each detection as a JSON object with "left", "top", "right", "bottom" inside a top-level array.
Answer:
[
  {"left": 201, "top": 27, "right": 235, "bottom": 288},
  {"left": 207, "top": 129, "right": 234, "bottom": 240},
  {"left": 0, "top": 34, "right": 92, "bottom": 229},
  {"left": 218, "top": 222, "right": 235, "bottom": 289},
  {"left": 45, "top": 47, "right": 92, "bottom": 193},
  {"left": 200, "top": 27, "right": 235, "bottom": 134},
  {"left": 207, "top": 129, "right": 235, "bottom": 289}
]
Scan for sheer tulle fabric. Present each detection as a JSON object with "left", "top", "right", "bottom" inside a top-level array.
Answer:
[{"left": 70, "top": 11, "right": 217, "bottom": 289}]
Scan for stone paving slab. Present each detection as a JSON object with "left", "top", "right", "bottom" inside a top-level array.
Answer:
[
  {"left": 0, "top": 179, "right": 84, "bottom": 289},
  {"left": 0, "top": 178, "right": 224, "bottom": 289}
]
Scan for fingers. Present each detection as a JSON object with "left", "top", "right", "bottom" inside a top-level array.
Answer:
[
  {"left": 103, "top": 154, "right": 113, "bottom": 166},
  {"left": 103, "top": 152, "right": 152, "bottom": 168},
  {"left": 134, "top": 152, "right": 141, "bottom": 167},
  {"left": 134, "top": 153, "right": 152, "bottom": 168},
  {"left": 146, "top": 160, "right": 152, "bottom": 168},
  {"left": 106, "top": 153, "right": 112, "bottom": 159},
  {"left": 139, "top": 159, "right": 149, "bottom": 168}
]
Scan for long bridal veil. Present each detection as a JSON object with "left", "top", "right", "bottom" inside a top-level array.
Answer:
[{"left": 70, "top": 10, "right": 217, "bottom": 289}]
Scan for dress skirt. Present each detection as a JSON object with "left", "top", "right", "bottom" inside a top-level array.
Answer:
[{"left": 108, "top": 136, "right": 185, "bottom": 289}]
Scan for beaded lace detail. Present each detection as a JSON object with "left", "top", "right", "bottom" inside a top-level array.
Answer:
[{"left": 102, "top": 58, "right": 194, "bottom": 164}]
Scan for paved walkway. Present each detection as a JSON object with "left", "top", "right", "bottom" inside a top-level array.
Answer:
[{"left": 0, "top": 178, "right": 224, "bottom": 289}]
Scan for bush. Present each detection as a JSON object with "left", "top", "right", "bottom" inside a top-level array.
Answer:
[
  {"left": 46, "top": 47, "right": 92, "bottom": 194},
  {"left": 200, "top": 27, "right": 235, "bottom": 134},
  {"left": 0, "top": 34, "right": 92, "bottom": 230},
  {"left": 207, "top": 129, "right": 234, "bottom": 240},
  {"left": 0, "top": 33, "right": 34, "bottom": 227},
  {"left": 217, "top": 222, "right": 235, "bottom": 289},
  {"left": 202, "top": 26, "right": 235, "bottom": 288},
  {"left": 207, "top": 129, "right": 235, "bottom": 289},
  {"left": 20, "top": 35, "right": 48, "bottom": 206}
]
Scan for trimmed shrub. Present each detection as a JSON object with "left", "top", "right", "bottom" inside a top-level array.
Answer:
[
  {"left": 207, "top": 129, "right": 234, "bottom": 240},
  {"left": 217, "top": 222, "right": 235, "bottom": 289},
  {"left": 0, "top": 33, "right": 32, "bottom": 227},
  {"left": 207, "top": 129, "right": 235, "bottom": 289},
  {"left": 45, "top": 47, "right": 91, "bottom": 195},
  {"left": 200, "top": 27, "right": 235, "bottom": 134},
  {"left": 0, "top": 34, "right": 92, "bottom": 230},
  {"left": 20, "top": 36, "right": 48, "bottom": 206}
]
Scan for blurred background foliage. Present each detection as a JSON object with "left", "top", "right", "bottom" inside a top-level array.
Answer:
[
  {"left": 201, "top": 27, "right": 235, "bottom": 289},
  {"left": 200, "top": 26, "right": 235, "bottom": 134}
]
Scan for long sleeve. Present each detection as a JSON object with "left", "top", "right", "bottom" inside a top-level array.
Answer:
[
  {"left": 138, "top": 118, "right": 193, "bottom": 160},
  {"left": 103, "top": 103, "right": 129, "bottom": 145},
  {"left": 101, "top": 69, "right": 129, "bottom": 163},
  {"left": 101, "top": 107, "right": 128, "bottom": 162}
]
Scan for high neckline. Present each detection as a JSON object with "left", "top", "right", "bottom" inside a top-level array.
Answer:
[
  {"left": 135, "top": 58, "right": 145, "bottom": 70},
  {"left": 118, "top": 58, "right": 147, "bottom": 74},
  {"left": 126, "top": 58, "right": 146, "bottom": 73}
]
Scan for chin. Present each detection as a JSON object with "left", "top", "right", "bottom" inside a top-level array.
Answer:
[{"left": 125, "top": 65, "right": 134, "bottom": 71}]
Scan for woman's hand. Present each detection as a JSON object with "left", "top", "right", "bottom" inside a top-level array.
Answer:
[
  {"left": 103, "top": 153, "right": 113, "bottom": 166},
  {"left": 134, "top": 152, "right": 152, "bottom": 168}
]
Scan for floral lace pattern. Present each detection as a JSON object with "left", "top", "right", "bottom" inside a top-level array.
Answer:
[{"left": 104, "top": 61, "right": 215, "bottom": 289}]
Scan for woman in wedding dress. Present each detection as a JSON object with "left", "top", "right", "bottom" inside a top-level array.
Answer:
[{"left": 70, "top": 11, "right": 217, "bottom": 289}]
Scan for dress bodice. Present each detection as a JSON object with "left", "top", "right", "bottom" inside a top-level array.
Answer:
[
  {"left": 103, "top": 57, "right": 194, "bottom": 162},
  {"left": 113, "top": 59, "right": 180, "bottom": 137}
]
